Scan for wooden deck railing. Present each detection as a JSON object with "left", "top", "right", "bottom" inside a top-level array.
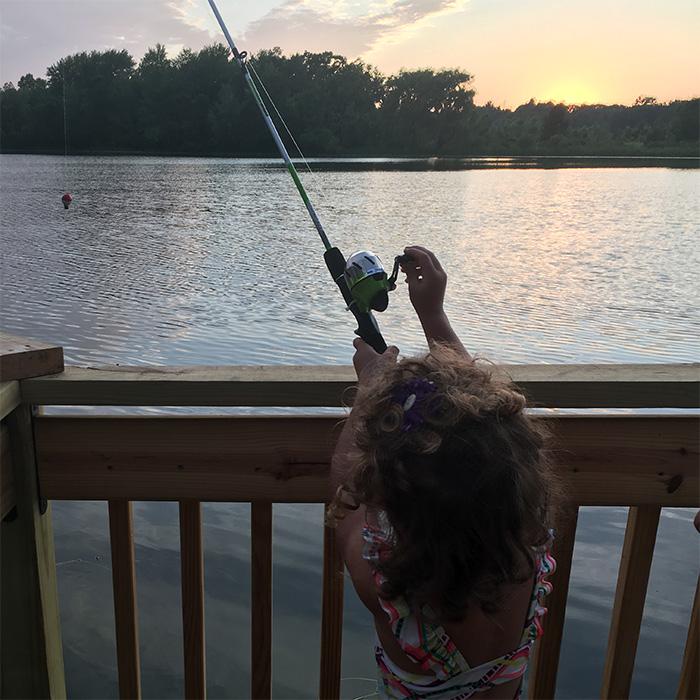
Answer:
[{"left": 1, "top": 335, "right": 698, "bottom": 700}]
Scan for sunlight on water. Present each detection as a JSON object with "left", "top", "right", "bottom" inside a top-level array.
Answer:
[
  {"left": 2, "top": 155, "right": 698, "bottom": 699},
  {"left": 1, "top": 156, "right": 698, "bottom": 367}
]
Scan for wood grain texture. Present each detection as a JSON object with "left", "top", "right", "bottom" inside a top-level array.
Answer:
[
  {"left": 0, "top": 405, "right": 65, "bottom": 699},
  {"left": 179, "top": 501, "right": 206, "bottom": 699},
  {"left": 1, "top": 380, "right": 21, "bottom": 420},
  {"left": 600, "top": 506, "right": 661, "bottom": 699},
  {"left": 108, "top": 500, "right": 141, "bottom": 700},
  {"left": 20, "top": 363, "right": 700, "bottom": 408},
  {"left": 33, "top": 415, "right": 699, "bottom": 507},
  {"left": 319, "top": 520, "right": 345, "bottom": 700},
  {"left": 677, "top": 571, "right": 700, "bottom": 700},
  {"left": 1, "top": 423, "right": 15, "bottom": 520},
  {"left": 0, "top": 333, "right": 64, "bottom": 382},
  {"left": 251, "top": 502, "right": 273, "bottom": 700}
]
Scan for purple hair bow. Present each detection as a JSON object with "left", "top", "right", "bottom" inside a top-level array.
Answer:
[{"left": 393, "top": 379, "right": 438, "bottom": 432}]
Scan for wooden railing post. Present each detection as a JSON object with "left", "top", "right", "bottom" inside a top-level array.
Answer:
[
  {"left": 108, "top": 500, "right": 141, "bottom": 699},
  {"left": 601, "top": 505, "right": 661, "bottom": 699},
  {"left": 179, "top": 501, "right": 206, "bottom": 699},
  {"left": 677, "top": 571, "right": 700, "bottom": 700},
  {"left": 528, "top": 506, "right": 579, "bottom": 699},
  {"left": 319, "top": 519, "right": 345, "bottom": 700},
  {"left": 251, "top": 502, "right": 273, "bottom": 700},
  {"left": 0, "top": 335, "right": 65, "bottom": 698}
]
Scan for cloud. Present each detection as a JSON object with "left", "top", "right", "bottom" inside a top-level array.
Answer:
[
  {"left": 240, "top": 0, "right": 469, "bottom": 61},
  {"left": 0, "top": 0, "right": 213, "bottom": 86},
  {"left": 0, "top": 0, "right": 470, "bottom": 86}
]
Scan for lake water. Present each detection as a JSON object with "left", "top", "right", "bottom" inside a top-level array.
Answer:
[{"left": 1, "top": 154, "right": 698, "bottom": 699}]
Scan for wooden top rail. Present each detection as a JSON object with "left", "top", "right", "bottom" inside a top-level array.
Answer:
[
  {"left": 33, "top": 414, "right": 699, "bottom": 507},
  {"left": 17, "top": 363, "right": 700, "bottom": 408}
]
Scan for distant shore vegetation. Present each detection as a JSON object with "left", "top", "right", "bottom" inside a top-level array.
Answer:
[{"left": 1, "top": 44, "right": 698, "bottom": 158}]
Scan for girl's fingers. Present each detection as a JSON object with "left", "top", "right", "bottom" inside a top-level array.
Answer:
[{"left": 404, "top": 245, "right": 442, "bottom": 276}]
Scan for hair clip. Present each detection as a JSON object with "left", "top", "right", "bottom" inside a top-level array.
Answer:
[{"left": 393, "top": 379, "right": 438, "bottom": 431}]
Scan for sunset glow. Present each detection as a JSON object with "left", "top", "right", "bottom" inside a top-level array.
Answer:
[
  {"left": 538, "top": 82, "right": 602, "bottom": 107},
  {"left": 1, "top": 0, "right": 698, "bottom": 109}
]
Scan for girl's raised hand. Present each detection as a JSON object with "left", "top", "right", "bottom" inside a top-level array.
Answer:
[
  {"left": 401, "top": 245, "right": 469, "bottom": 355},
  {"left": 401, "top": 245, "right": 448, "bottom": 320}
]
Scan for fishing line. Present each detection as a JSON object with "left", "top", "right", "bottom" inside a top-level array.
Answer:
[
  {"left": 247, "top": 58, "right": 316, "bottom": 180},
  {"left": 60, "top": 66, "right": 73, "bottom": 210},
  {"left": 62, "top": 67, "right": 68, "bottom": 158},
  {"left": 207, "top": 0, "right": 408, "bottom": 353},
  {"left": 206, "top": 0, "right": 330, "bottom": 249}
]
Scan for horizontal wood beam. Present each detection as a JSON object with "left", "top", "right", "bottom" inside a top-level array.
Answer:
[
  {"left": 34, "top": 415, "right": 699, "bottom": 506},
  {"left": 0, "top": 333, "right": 64, "bottom": 383},
  {"left": 20, "top": 363, "right": 700, "bottom": 408},
  {"left": 36, "top": 415, "right": 340, "bottom": 503},
  {"left": 22, "top": 365, "right": 356, "bottom": 408}
]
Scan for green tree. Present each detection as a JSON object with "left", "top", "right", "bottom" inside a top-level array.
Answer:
[
  {"left": 1, "top": 44, "right": 698, "bottom": 157},
  {"left": 132, "top": 44, "right": 177, "bottom": 150},
  {"left": 380, "top": 69, "right": 474, "bottom": 154},
  {"left": 0, "top": 74, "right": 60, "bottom": 150},
  {"left": 46, "top": 49, "right": 136, "bottom": 150},
  {"left": 168, "top": 44, "right": 238, "bottom": 152},
  {"left": 246, "top": 50, "right": 383, "bottom": 155},
  {"left": 541, "top": 103, "right": 570, "bottom": 141},
  {"left": 672, "top": 98, "right": 700, "bottom": 142}
]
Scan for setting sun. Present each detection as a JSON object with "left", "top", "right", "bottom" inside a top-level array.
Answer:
[{"left": 538, "top": 81, "right": 602, "bottom": 106}]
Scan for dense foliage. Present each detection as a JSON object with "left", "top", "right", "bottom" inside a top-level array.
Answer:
[{"left": 1, "top": 44, "right": 698, "bottom": 157}]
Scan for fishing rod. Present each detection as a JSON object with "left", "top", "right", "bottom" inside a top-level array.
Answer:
[{"left": 207, "top": 0, "right": 407, "bottom": 353}]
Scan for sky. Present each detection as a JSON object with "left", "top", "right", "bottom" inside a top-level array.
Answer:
[{"left": 1, "top": 0, "right": 698, "bottom": 108}]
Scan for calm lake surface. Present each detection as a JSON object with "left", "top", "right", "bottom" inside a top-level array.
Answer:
[{"left": 1, "top": 154, "right": 698, "bottom": 699}]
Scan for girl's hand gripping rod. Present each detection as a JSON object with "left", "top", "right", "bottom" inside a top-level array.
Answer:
[{"left": 207, "top": 0, "right": 405, "bottom": 353}]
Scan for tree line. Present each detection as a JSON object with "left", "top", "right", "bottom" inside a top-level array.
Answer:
[{"left": 1, "top": 44, "right": 698, "bottom": 157}]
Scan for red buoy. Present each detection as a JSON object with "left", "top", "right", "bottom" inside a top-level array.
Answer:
[{"left": 62, "top": 193, "right": 72, "bottom": 209}]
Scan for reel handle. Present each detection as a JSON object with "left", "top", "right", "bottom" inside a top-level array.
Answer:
[{"left": 324, "top": 247, "right": 388, "bottom": 353}]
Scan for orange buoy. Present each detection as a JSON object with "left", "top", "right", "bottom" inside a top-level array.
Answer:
[{"left": 62, "top": 193, "right": 72, "bottom": 209}]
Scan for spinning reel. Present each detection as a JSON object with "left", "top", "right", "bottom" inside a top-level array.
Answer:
[
  {"left": 323, "top": 248, "right": 411, "bottom": 352},
  {"left": 343, "top": 251, "right": 412, "bottom": 314}
]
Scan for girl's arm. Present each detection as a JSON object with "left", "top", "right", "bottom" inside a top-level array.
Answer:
[
  {"left": 328, "top": 342, "right": 399, "bottom": 618},
  {"left": 402, "top": 245, "right": 470, "bottom": 356},
  {"left": 328, "top": 340, "right": 398, "bottom": 517}
]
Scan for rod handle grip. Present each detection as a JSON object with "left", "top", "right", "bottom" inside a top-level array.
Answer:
[{"left": 354, "top": 315, "right": 388, "bottom": 353}]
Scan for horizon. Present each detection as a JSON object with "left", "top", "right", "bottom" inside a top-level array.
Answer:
[{"left": 1, "top": 0, "right": 699, "bottom": 109}]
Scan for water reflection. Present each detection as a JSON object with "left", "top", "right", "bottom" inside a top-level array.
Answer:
[{"left": 2, "top": 155, "right": 698, "bottom": 366}]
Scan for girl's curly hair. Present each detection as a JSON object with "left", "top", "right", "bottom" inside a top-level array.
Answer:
[{"left": 329, "top": 343, "right": 559, "bottom": 623}]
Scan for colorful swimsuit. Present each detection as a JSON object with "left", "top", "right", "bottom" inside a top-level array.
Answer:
[{"left": 362, "top": 525, "right": 556, "bottom": 700}]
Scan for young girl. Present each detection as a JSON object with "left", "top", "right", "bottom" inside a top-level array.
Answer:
[{"left": 329, "top": 246, "right": 557, "bottom": 699}]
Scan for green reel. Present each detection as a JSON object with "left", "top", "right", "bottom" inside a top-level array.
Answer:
[{"left": 343, "top": 251, "right": 410, "bottom": 314}]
